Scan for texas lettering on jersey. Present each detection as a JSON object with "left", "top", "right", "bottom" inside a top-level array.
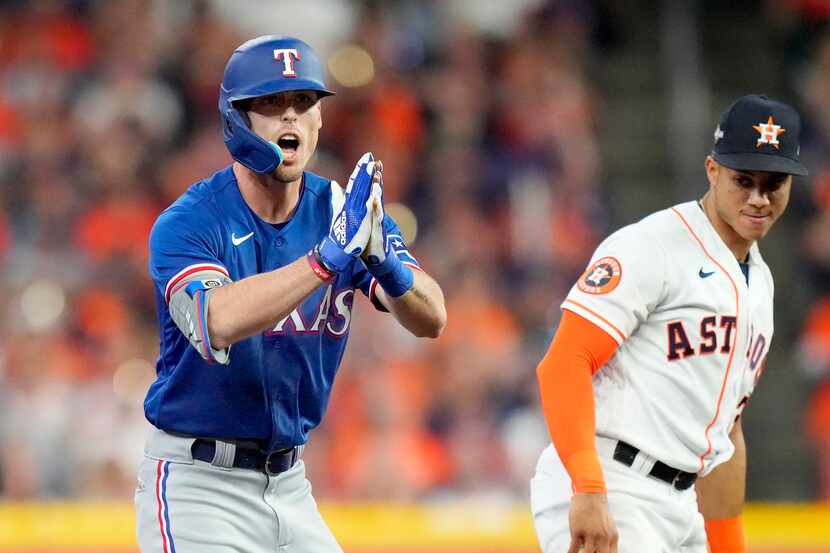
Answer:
[{"left": 265, "top": 286, "right": 354, "bottom": 337}]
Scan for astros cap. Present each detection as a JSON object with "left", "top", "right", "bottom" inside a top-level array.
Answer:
[{"left": 712, "top": 94, "right": 808, "bottom": 176}]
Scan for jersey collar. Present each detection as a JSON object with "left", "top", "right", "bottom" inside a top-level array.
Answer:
[{"left": 675, "top": 200, "right": 764, "bottom": 276}]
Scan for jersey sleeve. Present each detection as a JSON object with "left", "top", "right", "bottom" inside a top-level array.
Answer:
[
  {"left": 149, "top": 207, "right": 232, "bottom": 363},
  {"left": 149, "top": 207, "right": 230, "bottom": 301},
  {"left": 561, "top": 224, "right": 667, "bottom": 345},
  {"left": 353, "top": 213, "right": 421, "bottom": 311}
]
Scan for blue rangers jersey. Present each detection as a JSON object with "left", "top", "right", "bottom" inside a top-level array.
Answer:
[{"left": 145, "top": 166, "right": 419, "bottom": 450}]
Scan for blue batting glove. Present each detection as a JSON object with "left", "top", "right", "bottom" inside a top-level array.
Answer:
[{"left": 316, "top": 152, "right": 376, "bottom": 274}]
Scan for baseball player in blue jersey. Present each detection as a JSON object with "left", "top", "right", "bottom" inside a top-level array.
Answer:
[{"left": 133, "top": 35, "right": 446, "bottom": 553}]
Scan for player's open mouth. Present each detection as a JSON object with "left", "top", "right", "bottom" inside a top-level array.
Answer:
[{"left": 277, "top": 134, "right": 301, "bottom": 159}]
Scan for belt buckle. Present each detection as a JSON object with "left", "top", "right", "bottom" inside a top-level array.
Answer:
[
  {"left": 264, "top": 447, "right": 294, "bottom": 476},
  {"left": 671, "top": 470, "right": 695, "bottom": 490},
  {"left": 671, "top": 471, "right": 683, "bottom": 489}
]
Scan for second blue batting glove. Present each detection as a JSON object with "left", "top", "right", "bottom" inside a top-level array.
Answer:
[{"left": 362, "top": 171, "right": 414, "bottom": 297}]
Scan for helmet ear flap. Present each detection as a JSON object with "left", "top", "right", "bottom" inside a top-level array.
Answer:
[{"left": 220, "top": 101, "right": 282, "bottom": 174}]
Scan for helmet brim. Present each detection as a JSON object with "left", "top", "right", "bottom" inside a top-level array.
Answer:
[{"left": 224, "top": 79, "right": 335, "bottom": 103}]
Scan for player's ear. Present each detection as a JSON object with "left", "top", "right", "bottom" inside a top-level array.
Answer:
[
  {"left": 314, "top": 94, "right": 323, "bottom": 130},
  {"left": 704, "top": 155, "right": 719, "bottom": 189}
]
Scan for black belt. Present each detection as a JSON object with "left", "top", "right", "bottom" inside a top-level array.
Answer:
[
  {"left": 612, "top": 441, "right": 698, "bottom": 491},
  {"left": 191, "top": 439, "right": 300, "bottom": 476}
]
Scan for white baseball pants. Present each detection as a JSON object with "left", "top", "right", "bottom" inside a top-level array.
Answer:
[
  {"left": 530, "top": 439, "right": 708, "bottom": 553},
  {"left": 134, "top": 428, "right": 342, "bottom": 553}
]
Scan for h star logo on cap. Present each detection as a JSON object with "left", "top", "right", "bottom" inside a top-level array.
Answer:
[
  {"left": 753, "top": 115, "right": 785, "bottom": 149},
  {"left": 274, "top": 48, "right": 300, "bottom": 77}
]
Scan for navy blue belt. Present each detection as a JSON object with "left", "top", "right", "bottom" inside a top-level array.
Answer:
[
  {"left": 191, "top": 439, "right": 300, "bottom": 476},
  {"left": 613, "top": 440, "right": 698, "bottom": 491}
]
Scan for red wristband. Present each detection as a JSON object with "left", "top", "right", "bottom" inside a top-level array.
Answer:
[{"left": 307, "top": 249, "right": 334, "bottom": 282}]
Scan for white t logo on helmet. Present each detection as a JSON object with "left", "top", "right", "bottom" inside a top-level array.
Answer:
[{"left": 273, "top": 48, "right": 300, "bottom": 77}]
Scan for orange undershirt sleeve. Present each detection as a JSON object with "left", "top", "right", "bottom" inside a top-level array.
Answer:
[
  {"left": 536, "top": 309, "right": 619, "bottom": 493},
  {"left": 705, "top": 517, "right": 746, "bottom": 553}
]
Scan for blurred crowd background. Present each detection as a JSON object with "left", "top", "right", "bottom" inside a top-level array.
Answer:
[{"left": 1, "top": 0, "right": 830, "bottom": 505}]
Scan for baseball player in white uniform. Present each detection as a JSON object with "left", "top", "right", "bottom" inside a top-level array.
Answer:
[{"left": 530, "top": 94, "right": 808, "bottom": 553}]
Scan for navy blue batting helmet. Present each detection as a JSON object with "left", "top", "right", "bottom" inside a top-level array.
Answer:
[{"left": 219, "top": 35, "right": 335, "bottom": 174}]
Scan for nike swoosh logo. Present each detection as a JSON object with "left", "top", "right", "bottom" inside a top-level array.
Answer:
[
  {"left": 231, "top": 231, "right": 254, "bottom": 246},
  {"left": 699, "top": 268, "right": 715, "bottom": 278}
]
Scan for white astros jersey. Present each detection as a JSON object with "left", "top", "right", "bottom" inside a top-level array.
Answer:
[{"left": 563, "top": 200, "right": 772, "bottom": 476}]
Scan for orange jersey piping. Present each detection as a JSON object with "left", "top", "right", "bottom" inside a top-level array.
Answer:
[
  {"left": 562, "top": 299, "right": 627, "bottom": 343},
  {"left": 671, "top": 207, "right": 740, "bottom": 472}
]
